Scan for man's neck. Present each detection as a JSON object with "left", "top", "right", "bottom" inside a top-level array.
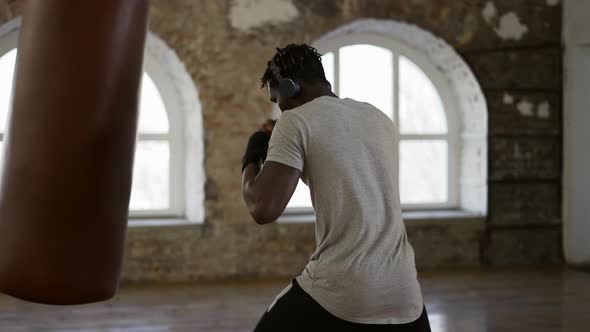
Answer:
[{"left": 301, "top": 87, "right": 338, "bottom": 104}]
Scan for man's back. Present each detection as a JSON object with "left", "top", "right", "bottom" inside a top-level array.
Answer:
[{"left": 266, "top": 96, "right": 424, "bottom": 324}]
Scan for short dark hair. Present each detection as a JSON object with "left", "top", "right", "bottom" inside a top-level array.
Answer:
[{"left": 260, "top": 44, "right": 328, "bottom": 88}]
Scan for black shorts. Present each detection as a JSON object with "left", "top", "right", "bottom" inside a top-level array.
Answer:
[{"left": 254, "top": 279, "right": 431, "bottom": 332}]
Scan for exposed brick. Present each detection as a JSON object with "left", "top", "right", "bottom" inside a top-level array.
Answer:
[
  {"left": 455, "top": 0, "right": 562, "bottom": 51},
  {"left": 233, "top": 223, "right": 316, "bottom": 278},
  {"left": 0, "top": 1, "right": 9, "bottom": 23},
  {"left": 347, "top": 0, "right": 559, "bottom": 51},
  {"left": 204, "top": 176, "right": 219, "bottom": 201},
  {"left": 3, "top": 0, "right": 22, "bottom": 20},
  {"left": 464, "top": 48, "right": 561, "bottom": 90},
  {"left": 490, "top": 137, "right": 561, "bottom": 180},
  {"left": 489, "top": 182, "right": 561, "bottom": 226},
  {"left": 406, "top": 217, "right": 485, "bottom": 269},
  {"left": 293, "top": 0, "right": 342, "bottom": 18},
  {"left": 485, "top": 227, "right": 563, "bottom": 266},
  {"left": 0, "top": 0, "right": 564, "bottom": 281},
  {"left": 487, "top": 91, "right": 560, "bottom": 135}
]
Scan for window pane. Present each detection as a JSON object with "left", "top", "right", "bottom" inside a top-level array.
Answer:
[
  {"left": 339, "top": 44, "right": 394, "bottom": 119},
  {"left": 0, "top": 52, "right": 171, "bottom": 135},
  {"left": 400, "top": 140, "right": 448, "bottom": 204},
  {"left": 399, "top": 56, "right": 447, "bottom": 134},
  {"left": 0, "top": 141, "right": 4, "bottom": 174},
  {"left": 0, "top": 49, "right": 17, "bottom": 133},
  {"left": 129, "top": 141, "right": 169, "bottom": 210},
  {"left": 321, "top": 51, "right": 334, "bottom": 90},
  {"left": 138, "top": 73, "right": 169, "bottom": 134},
  {"left": 288, "top": 180, "right": 313, "bottom": 208}
]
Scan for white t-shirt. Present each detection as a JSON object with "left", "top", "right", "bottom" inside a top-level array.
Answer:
[{"left": 265, "top": 96, "right": 424, "bottom": 324}]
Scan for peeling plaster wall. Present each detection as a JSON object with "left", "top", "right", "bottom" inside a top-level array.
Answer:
[
  {"left": 0, "top": 0, "right": 564, "bottom": 282},
  {"left": 228, "top": 0, "right": 299, "bottom": 31},
  {"left": 482, "top": 2, "right": 530, "bottom": 41}
]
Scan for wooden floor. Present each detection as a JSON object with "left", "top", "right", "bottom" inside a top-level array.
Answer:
[{"left": 0, "top": 268, "right": 588, "bottom": 331}]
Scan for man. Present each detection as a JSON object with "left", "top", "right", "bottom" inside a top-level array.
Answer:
[{"left": 242, "top": 44, "right": 431, "bottom": 331}]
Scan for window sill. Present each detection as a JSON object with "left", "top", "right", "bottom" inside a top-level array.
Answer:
[
  {"left": 277, "top": 213, "right": 317, "bottom": 224},
  {"left": 402, "top": 210, "right": 486, "bottom": 229},
  {"left": 278, "top": 209, "right": 485, "bottom": 225},
  {"left": 402, "top": 209, "right": 484, "bottom": 221},
  {"left": 127, "top": 218, "right": 200, "bottom": 228}
]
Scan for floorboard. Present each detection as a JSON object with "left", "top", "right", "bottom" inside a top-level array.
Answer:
[{"left": 0, "top": 268, "right": 588, "bottom": 331}]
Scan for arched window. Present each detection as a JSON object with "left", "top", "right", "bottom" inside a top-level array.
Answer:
[
  {"left": 0, "top": 48, "right": 16, "bottom": 169},
  {"left": 284, "top": 19, "right": 487, "bottom": 215},
  {"left": 0, "top": 19, "right": 205, "bottom": 223},
  {"left": 129, "top": 72, "right": 182, "bottom": 216}
]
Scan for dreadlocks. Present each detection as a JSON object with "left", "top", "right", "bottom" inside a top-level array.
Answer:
[{"left": 260, "top": 44, "right": 328, "bottom": 88}]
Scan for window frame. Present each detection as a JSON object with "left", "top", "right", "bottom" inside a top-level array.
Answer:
[
  {"left": 322, "top": 33, "right": 460, "bottom": 210},
  {"left": 0, "top": 21, "right": 19, "bottom": 149},
  {"left": 134, "top": 31, "right": 206, "bottom": 224},
  {"left": 282, "top": 32, "right": 461, "bottom": 214},
  {"left": 0, "top": 49, "right": 16, "bottom": 144},
  {"left": 1, "top": 19, "right": 206, "bottom": 224},
  {"left": 130, "top": 60, "right": 186, "bottom": 219},
  {"left": 0, "top": 47, "right": 186, "bottom": 218},
  {"left": 0, "top": 29, "right": 187, "bottom": 220}
]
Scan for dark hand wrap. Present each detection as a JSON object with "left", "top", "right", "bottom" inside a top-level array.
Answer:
[{"left": 241, "top": 131, "right": 271, "bottom": 172}]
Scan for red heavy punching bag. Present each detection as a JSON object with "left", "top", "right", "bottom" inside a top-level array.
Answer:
[{"left": 0, "top": 0, "right": 149, "bottom": 304}]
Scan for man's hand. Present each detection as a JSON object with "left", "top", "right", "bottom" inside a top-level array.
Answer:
[
  {"left": 241, "top": 119, "right": 277, "bottom": 172},
  {"left": 241, "top": 131, "right": 271, "bottom": 172},
  {"left": 241, "top": 118, "right": 301, "bottom": 225}
]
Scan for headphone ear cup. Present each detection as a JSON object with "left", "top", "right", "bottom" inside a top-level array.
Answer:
[{"left": 278, "top": 78, "right": 301, "bottom": 99}]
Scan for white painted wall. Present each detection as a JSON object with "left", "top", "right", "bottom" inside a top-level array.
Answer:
[{"left": 563, "top": 0, "right": 590, "bottom": 267}]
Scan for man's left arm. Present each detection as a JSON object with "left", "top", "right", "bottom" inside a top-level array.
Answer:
[
  {"left": 242, "top": 161, "right": 301, "bottom": 225},
  {"left": 241, "top": 114, "right": 305, "bottom": 225}
]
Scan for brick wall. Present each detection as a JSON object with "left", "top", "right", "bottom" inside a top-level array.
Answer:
[{"left": 0, "top": 0, "right": 563, "bottom": 282}]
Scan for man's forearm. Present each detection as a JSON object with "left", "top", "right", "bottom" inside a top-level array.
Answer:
[{"left": 242, "top": 163, "right": 264, "bottom": 221}]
